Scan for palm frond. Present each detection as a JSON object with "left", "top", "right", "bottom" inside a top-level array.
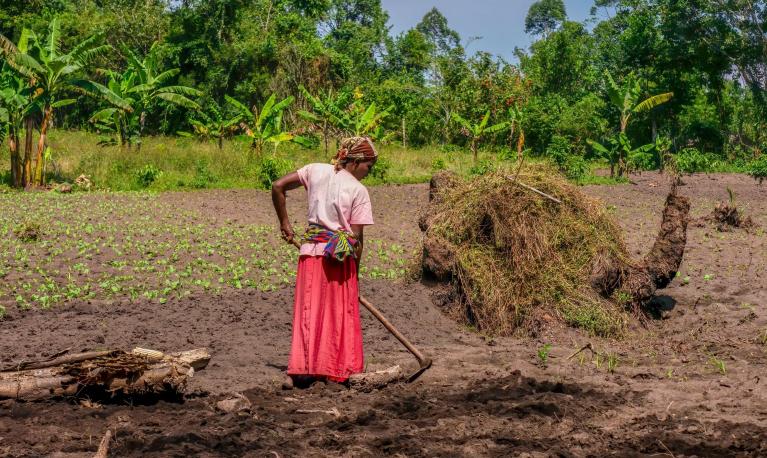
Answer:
[
  {"left": 484, "top": 122, "right": 508, "bottom": 134},
  {"left": 156, "top": 92, "right": 199, "bottom": 109},
  {"left": 478, "top": 110, "right": 490, "bottom": 131},
  {"left": 157, "top": 85, "right": 202, "bottom": 98},
  {"left": 451, "top": 112, "right": 472, "bottom": 131},
  {"left": 153, "top": 68, "right": 180, "bottom": 85},
  {"left": 74, "top": 80, "right": 133, "bottom": 111},
  {"left": 11, "top": 53, "right": 45, "bottom": 78},
  {"left": 89, "top": 107, "right": 118, "bottom": 123},
  {"left": 604, "top": 70, "right": 623, "bottom": 108},
  {"left": 0, "top": 32, "right": 18, "bottom": 57},
  {"left": 633, "top": 92, "right": 673, "bottom": 113},
  {"left": 47, "top": 17, "right": 61, "bottom": 59},
  {"left": 75, "top": 44, "right": 111, "bottom": 66},
  {"left": 51, "top": 98, "right": 76, "bottom": 108}
]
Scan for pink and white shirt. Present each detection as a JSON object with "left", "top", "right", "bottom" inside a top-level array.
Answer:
[{"left": 297, "top": 163, "right": 374, "bottom": 256}]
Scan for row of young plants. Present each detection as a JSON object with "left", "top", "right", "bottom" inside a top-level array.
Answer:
[{"left": 0, "top": 192, "right": 413, "bottom": 315}]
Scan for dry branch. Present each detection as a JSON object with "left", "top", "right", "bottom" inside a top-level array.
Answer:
[
  {"left": 93, "top": 429, "right": 112, "bottom": 458},
  {"left": 0, "top": 348, "right": 210, "bottom": 401}
]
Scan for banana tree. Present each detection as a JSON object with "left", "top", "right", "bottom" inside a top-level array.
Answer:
[
  {"left": 81, "top": 69, "right": 137, "bottom": 147},
  {"left": 654, "top": 134, "right": 672, "bottom": 173},
  {"left": 178, "top": 96, "right": 244, "bottom": 149},
  {"left": 452, "top": 111, "right": 509, "bottom": 163},
  {"left": 298, "top": 85, "right": 353, "bottom": 154},
  {"left": 507, "top": 103, "right": 527, "bottom": 160},
  {"left": 604, "top": 71, "right": 673, "bottom": 176},
  {"left": 230, "top": 94, "right": 310, "bottom": 155},
  {"left": 0, "top": 63, "right": 36, "bottom": 187},
  {"left": 122, "top": 44, "right": 201, "bottom": 149},
  {"left": 588, "top": 133, "right": 654, "bottom": 176},
  {"left": 349, "top": 101, "right": 394, "bottom": 142},
  {"left": 0, "top": 19, "right": 109, "bottom": 186}
]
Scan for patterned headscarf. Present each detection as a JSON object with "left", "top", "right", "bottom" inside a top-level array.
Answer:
[{"left": 333, "top": 136, "right": 378, "bottom": 171}]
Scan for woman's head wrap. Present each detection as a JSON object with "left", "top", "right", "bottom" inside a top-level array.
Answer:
[{"left": 334, "top": 136, "right": 378, "bottom": 170}]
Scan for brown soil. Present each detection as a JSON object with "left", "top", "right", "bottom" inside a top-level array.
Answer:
[{"left": 2, "top": 173, "right": 767, "bottom": 457}]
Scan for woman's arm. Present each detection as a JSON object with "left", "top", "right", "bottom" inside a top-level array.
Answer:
[
  {"left": 351, "top": 224, "right": 364, "bottom": 275},
  {"left": 271, "top": 172, "right": 303, "bottom": 242}
]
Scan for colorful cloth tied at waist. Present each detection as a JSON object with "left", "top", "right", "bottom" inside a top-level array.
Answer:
[{"left": 301, "top": 224, "right": 358, "bottom": 261}]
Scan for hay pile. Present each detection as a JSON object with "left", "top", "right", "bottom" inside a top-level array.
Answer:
[{"left": 419, "top": 165, "right": 690, "bottom": 337}]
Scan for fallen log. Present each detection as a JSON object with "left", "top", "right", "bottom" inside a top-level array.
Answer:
[
  {"left": 0, "top": 348, "right": 210, "bottom": 401},
  {"left": 349, "top": 365, "right": 403, "bottom": 391}
]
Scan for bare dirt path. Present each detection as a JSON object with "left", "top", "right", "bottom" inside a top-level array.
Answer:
[{"left": 1, "top": 173, "right": 766, "bottom": 457}]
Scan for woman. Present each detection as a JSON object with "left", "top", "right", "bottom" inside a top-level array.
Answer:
[{"left": 271, "top": 137, "right": 378, "bottom": 386}]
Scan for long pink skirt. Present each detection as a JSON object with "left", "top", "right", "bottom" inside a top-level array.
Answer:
[{"left": 287, "top": 255, "right": 364, "bottom": 382}]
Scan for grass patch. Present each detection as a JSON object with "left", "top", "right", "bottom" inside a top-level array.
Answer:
[
  {"left": 1, "top": 129, "right": 638, "bottom": 191},
  {"left": 29, "top": 130, "right": 512, "bottom": 191}
]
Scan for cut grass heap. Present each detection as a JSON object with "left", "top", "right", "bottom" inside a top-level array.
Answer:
[{"left": 419, "top": 165, "right": 689, "bottom": 337}]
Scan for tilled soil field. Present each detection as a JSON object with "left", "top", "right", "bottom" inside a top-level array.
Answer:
[{"left": 1, "top": 172, "right": 767, "bottom": 457}]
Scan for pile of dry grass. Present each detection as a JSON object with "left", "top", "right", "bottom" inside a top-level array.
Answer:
[{"left": 419, "top": 165, "right": 689, "bottom": 337}]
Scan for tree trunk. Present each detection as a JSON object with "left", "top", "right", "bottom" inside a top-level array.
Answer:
[
  {"left": 471, "top": 138, "right": 478, "bottom": 163},
  {"left": 118, "top": 115, "right": 127, "bottom": 147},
  {"left": 0, "top": 348, "right": 210, "bottom": 401},
  {"left": 23, "top": 117, "right": 35, "bottom": 187},
  {"left": 138, "top": 110, "right": 146, "bottom": 152},
  {"left": 323, "top": 120, "right": 329, "bottom": 156},
  {"left": 33, "top": 105, "right": 53, "bottom": 186},
  {"left": 402, "top": 117, "right": 406, "bottom": 149},
  {"left": 218, "top": 135, "right": 223, "bottom": 150},
  {"left": 8, "top": 127, "right": 20, "bottom": 188}
]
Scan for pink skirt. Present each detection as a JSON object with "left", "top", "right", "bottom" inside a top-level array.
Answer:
[{"left": 287, "top": 255, "right": 364, "bottom": 382}]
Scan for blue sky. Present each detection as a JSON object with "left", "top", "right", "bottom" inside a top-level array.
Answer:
[{"left": 381, "top": 0, "right": 604, "bottom": 62}]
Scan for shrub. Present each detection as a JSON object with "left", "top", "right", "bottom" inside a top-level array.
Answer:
[
  {"left": 747, "top": 155, "right": 767, "bottom": 184},
  {"left": 562, "top": 155, "right": 589, "bottom": 180},
  {"left": 369, "top": 156, "right": 392, "bottom": 181},
  {"left": 191, "top": 160, "right": 218, "bottom": 189},
  {"left": 548, "top": 135, "right": 588, "bottom": 180},
  {"left": 673, "top": 148, "right": 713, "bottom": 174},
  {"left": 135, "top": 164, "right": 163, "bottom": 188},
  {"left": 469, "top": 159, "right": 494, "bottom": 176},
  {"left": 627, "top": 149, "right": 656, "bottom": 172},
  {"left": 257, "top": 155, "right": 292, "bottom": 189},
  {"left": 431, "top": 157, "right": 446, "bottom": 171}
]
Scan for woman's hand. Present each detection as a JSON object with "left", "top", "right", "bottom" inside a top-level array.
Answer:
[{"left": 280, "top": 220, "right": 295, "bottom": 243}]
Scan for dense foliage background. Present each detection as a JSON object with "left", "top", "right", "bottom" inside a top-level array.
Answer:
[{"left": 2, "top": 0, "right": 767, "bottom": 188}]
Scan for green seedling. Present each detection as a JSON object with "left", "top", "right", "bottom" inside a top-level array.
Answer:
[
  {"left": 537, "top": 344, "right": 552, "bottom": 366},
  {"left": 708, "top": 357, "right": 726, "bottom": 375},
  {"left": 606, "top": 353, "right": 619, "bottom": 373}
]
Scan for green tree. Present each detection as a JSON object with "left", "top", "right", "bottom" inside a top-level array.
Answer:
[
  {"left": 604, "top": 70, "right": 672, "bottom": 175},
  {"left": 121, "top": 44, "right": 201, "bottom": 149},
  {"left": 298, "top": 85, "right": 354, "bottom": 154},
  {"left": 0, "top": 18, "right": 108, "bottom": 186},
  {"left": 231, "top": 93, "right": 309, "bottom": 154},
  {"left": 179, "top": 96, "right": 244, "bottom": 149},
  {"left": 0, "top": 62, "right": 35, "bottom": 187},
  {"left": 452, "top": 110, "right": 508, "bottom": 162},
  {"left": 525, "top": 0, "right": 567, "bottom": 37}
]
